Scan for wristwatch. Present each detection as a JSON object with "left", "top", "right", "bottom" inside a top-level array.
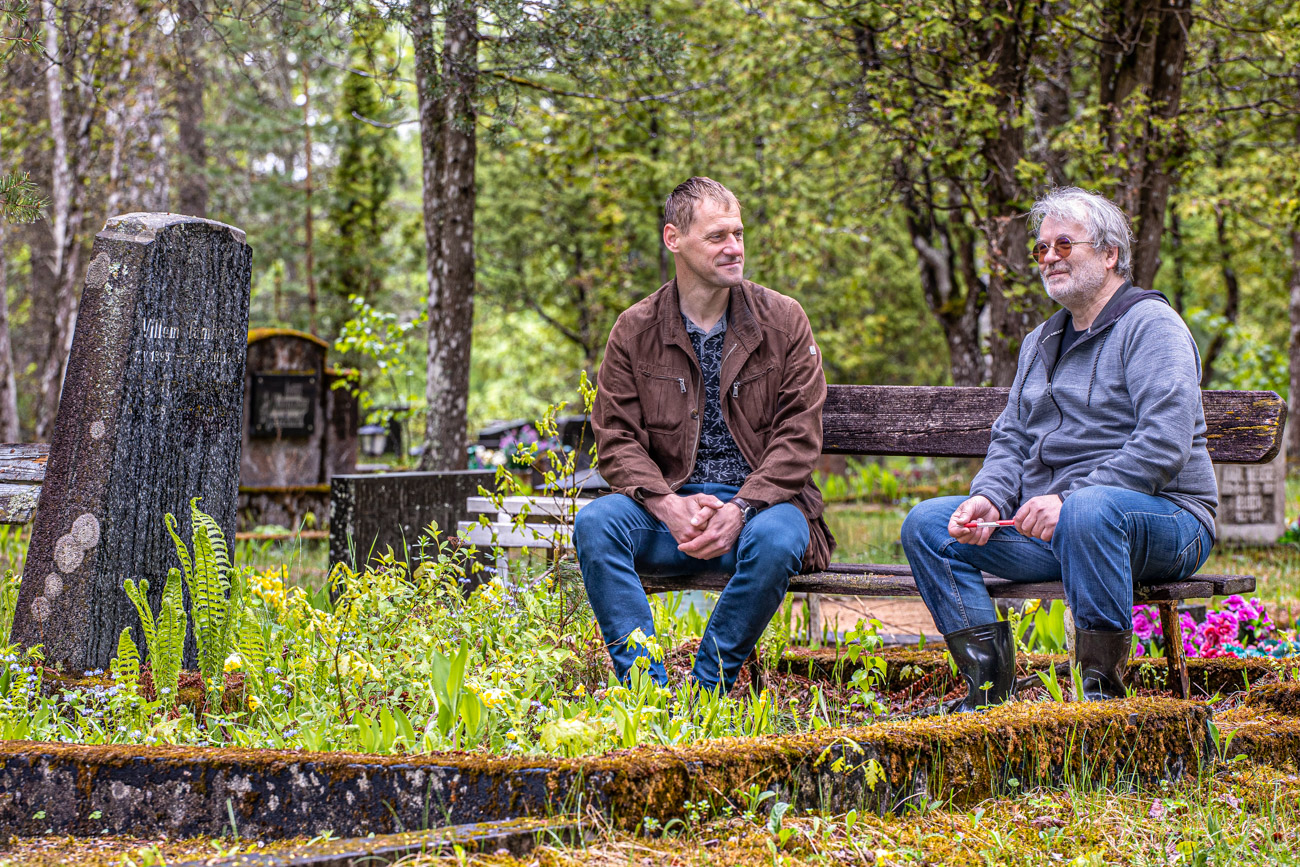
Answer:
[{"left": 730, "top": 497, "right": 760, "bottom": 524}]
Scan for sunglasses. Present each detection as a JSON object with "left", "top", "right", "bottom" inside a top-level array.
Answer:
[{"left": 1031, "top": 236, "right": 1098, "bottom": 265}]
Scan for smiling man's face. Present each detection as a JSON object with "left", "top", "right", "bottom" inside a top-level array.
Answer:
[
  {"left": 1036, "top": 215, "right": 1111, "bottom": 309},
  {"left": 666, "top": 198, "right": 745, "bottom": 291}
]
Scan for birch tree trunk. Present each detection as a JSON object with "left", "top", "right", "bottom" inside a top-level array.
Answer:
[
  {"left": 0, "top": 219, "right": 19, "bottom": 441},
  {"left": 35, "top": 0, "right": 84, "bottom": 440},
  {"left": 418, "top": 0, "right": 477, "bottom": 471}
]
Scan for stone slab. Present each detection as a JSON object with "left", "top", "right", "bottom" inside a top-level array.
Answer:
[{"left": 12, "top": 213, "right": 252, "bottom": 671}]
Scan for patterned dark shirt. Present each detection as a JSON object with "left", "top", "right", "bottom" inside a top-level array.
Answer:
[{"left": 683, "top": 313, "right": 751, "bottom": 486}]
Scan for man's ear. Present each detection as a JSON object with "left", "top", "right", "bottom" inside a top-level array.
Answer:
[
  {"left": 663, "top": 222, "right": 681, "bottom": 253},
  {"left": 1104, "top": 244, "right": 1120, "bottom": 271}
]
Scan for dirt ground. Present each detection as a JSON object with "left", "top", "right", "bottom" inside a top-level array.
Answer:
[{"left": 789, "top": 595, "right": 941, "bottom": 643}]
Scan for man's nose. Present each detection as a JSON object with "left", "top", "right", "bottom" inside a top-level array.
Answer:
[
  {"left": 1041, "top": 241, "right": 1062, "bottom": 266},
  {"left": 724, "top": 234, "right": 743, "bottom": 253}
]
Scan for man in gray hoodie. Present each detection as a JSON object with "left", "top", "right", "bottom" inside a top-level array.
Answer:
[{"left": 901, "top": 188, "right": 1217, "bottom": 708}]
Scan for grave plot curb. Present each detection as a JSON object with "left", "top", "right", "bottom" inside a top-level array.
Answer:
[
  {"left": 780, "top": 647, "right": 1287, "bottom": 697},
  {"left": 173, "top": 817, "right": 581, "bottom": 867},
  {"left": 1218, "top": 682, "right": 1300, "bottom": 769},
  {"left": 0, "top": 699, "right": 1208, "bottom": 839}
]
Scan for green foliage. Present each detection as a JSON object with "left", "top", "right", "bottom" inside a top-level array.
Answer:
[
  {"left": 165, "top": 498, "right": 248, "bottom": 703},
  {"left": 123, "top": 571, "right": 186, "bottom": 706},
  {"left": 0, "top": 568, "right": 18, "bottom": 647}
]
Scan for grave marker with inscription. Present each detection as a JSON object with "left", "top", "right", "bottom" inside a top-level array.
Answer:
[
  {"left": 238, "top": 329, "right": 357, "bottom": 529},
  {"left": 12, "top": 213, "right": 251, "bottom": 670}
]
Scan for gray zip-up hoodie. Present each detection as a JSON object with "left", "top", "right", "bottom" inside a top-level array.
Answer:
[{"left": 971, "top": 281, "right": 1218, "bottom": 537}]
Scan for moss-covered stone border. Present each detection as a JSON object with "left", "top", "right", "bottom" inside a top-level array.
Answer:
[
  {"left": 0, "top": 699, "right": 1208, "bottom": 840},
  {"left": 779, "top": 647, "right": 1287, "bottom": 697}
]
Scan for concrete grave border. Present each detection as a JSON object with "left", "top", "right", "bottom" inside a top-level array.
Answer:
[{"left": 0, "top": 698, "right": 1209, "bottom": 840}]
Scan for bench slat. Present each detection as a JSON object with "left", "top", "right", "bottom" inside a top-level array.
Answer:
[
  {"left": 821, "top": 386, "right": 1285, "bottom": 464},
  {"left": 465, "top": 496, "right": 594, "bottom": 518},
  {"left": 641, "top": 566, "right": 1253, "bottom": 603},
  {"left": 0, "top": 443, "right": 49, "bottom": 482}
]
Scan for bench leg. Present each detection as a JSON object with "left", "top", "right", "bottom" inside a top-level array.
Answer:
[
  {"left": 806, "top": 593, "right": 823, "bottom": 647},
  {"left": 1158, "top": 601, "right": 1190, "bottom": 699}
]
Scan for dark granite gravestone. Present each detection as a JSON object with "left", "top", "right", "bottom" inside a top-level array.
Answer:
[
  {"left": 330, "top": 470, "right": 494, "bottom": 569},
  {"left": 11, "top": 213, "right": 251, "bottom": 671}
]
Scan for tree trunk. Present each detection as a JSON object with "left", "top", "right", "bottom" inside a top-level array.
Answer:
[
  {"left": 1098, "top": 0, "right": 1192, "bottom": 290},
  {"left": 419, "top": 0, "right": 477, "bottom": 471},
  {"left": 411, "top": 2, "right": 447, "bottom": 468},
  {"left": 1287, "top": 226, "right": 1300, "bottom": 466},
  {"left": 35, "top": 0, "right": 85, "bottom": 441},
  {"left": 174, "top": 0, "right": 208, "bottom": 218},
  {"left": 980, "top": 13, "right": 1043, "bottom": 386},
  {"left": 0, "top": 220, "right": 20, "bottom": 441},
  {"left": 1200, "top": 204, "right": 1239, "bottom": 387}
]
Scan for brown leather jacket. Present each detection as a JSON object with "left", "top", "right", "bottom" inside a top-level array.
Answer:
[{"left": 593, "top": 279, "right": 835, "bottom": 573}]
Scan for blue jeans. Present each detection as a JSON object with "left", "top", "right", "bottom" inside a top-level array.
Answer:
[
  {"left": 900, "top": 486, "right": 1213, "bottom": 634},
  {"left": 573, "top": 484, "right": 809, "bottom": 691}
]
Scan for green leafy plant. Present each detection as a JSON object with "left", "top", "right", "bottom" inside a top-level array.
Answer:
[
  {"left": 0, "top": 568, "right": 19, "bottom": 646},
  {"left": 166, "top": 498, "right": 247, "bottom": 702},
  {"left": 124, "top": 571, "right": 186, "bottom": 706}
]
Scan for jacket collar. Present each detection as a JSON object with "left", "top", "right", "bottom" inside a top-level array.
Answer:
[
  {"left": 657, "top": 279, "right": 762, "bottom": 355},
  {"left": 1038, "top": 280, "right": 1169, "bottom": 373}
]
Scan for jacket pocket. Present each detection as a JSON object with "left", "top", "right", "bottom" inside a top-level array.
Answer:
[
  {"left": 637, "top": 363, "right": 689, "bottom": 433},
  {"left": 730, "top": 363, "right": 775, "bottom": 430}
]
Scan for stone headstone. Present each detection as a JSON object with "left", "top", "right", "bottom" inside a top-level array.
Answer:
[
  {"left": 1214, "top": 440, "right": 1287, "bottom": 544},
  {"left": 238, "top": 330, "right": 357, "bottom": 529},
  {"left": 241, "top": 329, "right": 330, "bottom": 487},
  {"left": 12, "top": 213, "right": 251, "bottom": 671},
  {"left": 329, "top": 470, "right": 494, "bottom": 569}
]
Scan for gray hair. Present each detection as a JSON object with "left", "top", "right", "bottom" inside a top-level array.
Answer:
[
  {"left": 664, "top": 177, "right": 740, "bottom": 234},
  {"left": 1028, "top": 187, "right": 1133, "bottom": 278}
]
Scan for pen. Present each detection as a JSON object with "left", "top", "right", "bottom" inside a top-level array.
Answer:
[{"left": 962, "top": 520, "right": 1015, "bottom": 529}]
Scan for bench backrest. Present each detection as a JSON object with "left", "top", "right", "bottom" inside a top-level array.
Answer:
[
  {"left": 0, "top": 443, "right": 49, "bottom": 524},
  {"left": 822, "top": 385, "right": 1285, "bottom": 464}
]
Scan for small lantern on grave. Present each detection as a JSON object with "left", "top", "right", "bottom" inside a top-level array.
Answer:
[{"left": 359, "top": 424, "right": 388, "bottom": 457}]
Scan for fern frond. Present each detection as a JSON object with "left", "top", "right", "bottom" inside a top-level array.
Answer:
[
  {"left": 123, "top": 579, "right": 157, "bottom": 655},
  {"left": 154, "top": 569, "right": 186, "bottom": 703},
  {"left": 191, "top": 498, "right": 232, "bottom": 578},
  {"left": 110, "top": 627, "right": 140, "bottom": 697},
  {"left": 237, "top": 614, "right": 267, "bottom": 680}
]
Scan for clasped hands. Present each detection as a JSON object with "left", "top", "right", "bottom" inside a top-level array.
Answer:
[
  {"left": 948, "top": 493, "right": 1062, "bottom": 544},
  {"left": 645, "top": 492, "right": 745, "bottom": 560}
]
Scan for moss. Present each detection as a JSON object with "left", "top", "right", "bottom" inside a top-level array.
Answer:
[
  {"left": 1243, "top": 682, "right": 1300, "bottom": 716},
  {"left": 780, "top": 646, "right": 1284, "bottom": 699}
]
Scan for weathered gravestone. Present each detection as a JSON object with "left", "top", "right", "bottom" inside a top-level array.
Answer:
[
  {"left": 239, "top": 328, "right": 357, "bottom": 529},
  {"left": 1214, "top": 440, "right": 1287, "bottom": 544},
  {"left": 12, "top": 213, "right": 251, "bottom": 671}
]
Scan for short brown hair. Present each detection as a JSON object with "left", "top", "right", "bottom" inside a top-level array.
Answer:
[{"left": 664, "top": 177, "right": 739, "bottom": 234}]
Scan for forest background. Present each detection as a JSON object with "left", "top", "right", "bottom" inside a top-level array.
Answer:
[{"left": 1, "top": 0, "right": 1297, "bottom": 469}]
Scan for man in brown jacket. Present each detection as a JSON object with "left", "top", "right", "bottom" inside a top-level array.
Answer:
[{"left": 574, "top": 177, "right": 833, "bottom": 693}]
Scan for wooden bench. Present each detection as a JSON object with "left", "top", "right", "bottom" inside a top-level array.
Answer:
[
  {"left": 466, "top": 385, "right": 1284, "bottom": 699},
  {"left": 635, "top": 384, "right": 1285, "bottom": 699}
]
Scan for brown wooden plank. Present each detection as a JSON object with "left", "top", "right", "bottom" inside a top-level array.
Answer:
[
  {"left": 820, "top": 386, "right": 1284, "bottom": 464},
  {"left": 0, "top": 482, "right": 40, "bottom": 524},
  {"left": 643, "top": 567, "right": 1246, "bottom": 604},
  {"left": 0, "top": 443, "right": 49, "bottom": 483}
]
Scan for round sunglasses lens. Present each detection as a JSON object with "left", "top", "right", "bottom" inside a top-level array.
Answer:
[
  {"left": 1032, "top": 243, "right": 1049, "bottom": 263},
  {"left": 1055, "top": 237, "right": 1073, "bottom": 257}
]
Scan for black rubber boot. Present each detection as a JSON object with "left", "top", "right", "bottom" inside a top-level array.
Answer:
[
  {"left": 1075, "top": 628, "right": 1133, "bottom": 701},
  {"left": 944, "top": 621, "right": 1016, "bottom": 712}
]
